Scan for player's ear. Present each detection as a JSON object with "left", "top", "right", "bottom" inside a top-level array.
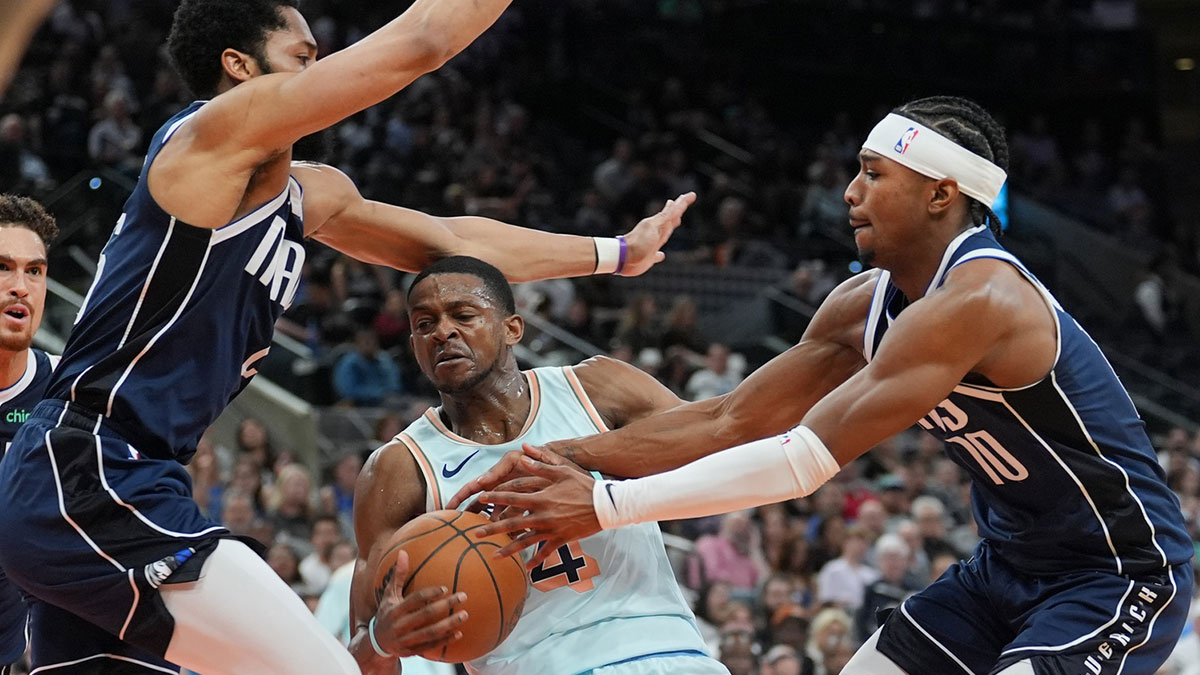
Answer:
[
  {"left": 220, "top": 48, "right": 261, "bottom": 86},
  {"left": 928, "top": 178, "right": 960, "bottom": 217},
  {"left": 503, "top": 313, "right": 524, "bottom": 346}
]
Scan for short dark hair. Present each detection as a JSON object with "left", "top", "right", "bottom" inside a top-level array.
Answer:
[
  {"left": 167, "top": 0, "right": 300, "bottom": 99},
  {"left": 893, "top": 96, "right": 1010, "bottom": 234},
  {"left": 0, "top": 194, "right": 58, "bottom": 250},
  {"left": 407, "top": 256, "right": 516, "bottom": 316}
]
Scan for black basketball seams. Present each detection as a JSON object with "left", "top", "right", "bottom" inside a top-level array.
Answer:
[{"left": 391, "top": 511, "right": 521, "bottom": 663}]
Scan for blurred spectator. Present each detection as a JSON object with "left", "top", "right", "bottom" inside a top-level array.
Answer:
[
  {"left": 718, "top": 626, "right": 758, "bottom": 675},
  {"left": 267, "top": 542, "right": 307, "bottom": 596},
  {"left": 856, "top": 533, "right": 920, "bottom": 640},
  {"left": 333, "top": 328, "right": 404, "bottom": 406},
  {"left": 593, "top": 138, "right": 635, "bottom": 205},
  {"left": 761, "top": 643, "right": 812, "bottom": 675},
  {"left": 767, "top": 607, "right": 817, "bottom": 674},
  {"left": 237, "top": 417, "right": 275, "bottom": 474},
  {"left": 269, "top": 463, "right": 317, "bottom": 547},
  {"left": 695, "top": 580, "right": 735, "bottom": 654},
  {"left": 686, "top": 343, "right": 744, "bottom": 400},
  {"left": 0, "top": 113, "right": 52, "bottom": 193},
  {"left": 911, "top": 495, "right": 964, "bottom": 560},
  {"left": 806, "top": 608, "right": 853, "bottom": 675},
  {"left": 298, "top": 515, "right": 344, "bottom": 595},
  {"left": 87, "top": 90, "right": 141, "bottom": 173},
  {"left": 814, "top": 525, "right": 878, "bottom": 613},
  {"left": 613, "top": 293, "right": 661, "bottom": 355},
  {"left": 320, "top": 451, "right": 363, "bottom": 529},
  {"left": 689, "top": 510, "right": 765, "bottom": 592},
  {"left": 372, "top": 289, "right": 410, "bottom": 351},
  {"left": 660, "top": 296, "right": 708, "bottom": 356}
]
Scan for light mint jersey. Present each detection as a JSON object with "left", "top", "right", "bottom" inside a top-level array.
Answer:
[{"left": 398, "top": 366, "right": 713, "bottom": 675}]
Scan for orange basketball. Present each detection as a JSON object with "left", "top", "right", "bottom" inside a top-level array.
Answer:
[{"left": 371, "top": 509, "right": 527, "bottom": 663}]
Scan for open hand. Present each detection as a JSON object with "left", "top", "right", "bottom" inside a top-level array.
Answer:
[
  {"left": 467, "top": 446, "right": 603, "bottom": 569},
  {"left": 619, "top": 192, "right": 697, "bottom": 277},
  {"left": 446, "top": 443, "right": 587, "bottom": 512}
]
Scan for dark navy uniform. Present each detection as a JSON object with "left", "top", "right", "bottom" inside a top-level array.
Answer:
[
  {"left": 866, "top": 225, "right": 1193, "bottom": 674},
  {"left": 0, "top": 349, "right": 54, "bottom": 671},
  {"left": 0, "top": 101, "right": 305, "bottom": 669}
]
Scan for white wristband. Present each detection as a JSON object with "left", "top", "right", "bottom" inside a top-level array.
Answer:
[
  {"left": 592, "top": 236, "right": 626, "bottom": 275},
  {"left": 592, "top": 424, "right": 840, "bottom": 529}
]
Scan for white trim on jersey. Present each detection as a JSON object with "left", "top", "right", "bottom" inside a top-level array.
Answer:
[
  {"left": 949, "top": 248, "right": 1064, "bottom": 370},
  {"left": 119, "top": 569, "right": 139, "bottom": 641},
  {"left": 898, "top": 602, "right": 975, "bottom": 674},
  {"left": 1049, "top": 372, "right": 1168, "bottom": 568},
  {"left": 92, "top": 433, "right": 226, "bottom": 540},
  {"left": 210, "top": 178, "right": 295, "bottom": 245},
  {"left": 116, "top": 217, "right": 177, "bottom": 351},
  {"left": 1116, "top": 566, "right": 1178, "bottom": 675},
  {"left": 863, "top": 270, "right": 891, "bottom": 363},
  {"left": 30, "top": 653, "right": 179, "bottom": 674},
  {"left": 0, "top": 350, "right": 39, "bottom": 405},
  {"left": 44, "top": 429, "right": 126, "bottom": 574},
  {"left": 106, "top": 234, "right": 215, "bottom": 417},
  {"left": 160, "top": 108, "right": 203, "bottom": 146},
  {"left": 999, "top": 580, "right": 1135, "bottom": 656},
  {"left": 925, "top": 225, "right": 987, "bottom": 297},
  {"left": 999, "top": 395, "right": 1124, "bottom": 574}
]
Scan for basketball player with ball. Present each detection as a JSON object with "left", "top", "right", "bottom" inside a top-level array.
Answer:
[{"left": 350, "top": 256, "right": 728, "bottom": 675}]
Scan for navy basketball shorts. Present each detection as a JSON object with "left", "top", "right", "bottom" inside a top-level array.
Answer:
[
  {"left": 0, "top": 401, "right": 234, "bottom": 661},
  {"left": 877, "top": 541, "right": 1193, "bottom": 674}
]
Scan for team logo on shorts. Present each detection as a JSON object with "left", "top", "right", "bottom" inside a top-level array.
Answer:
[{"left": 895, "top": 127, "right": 919, "bottom": 155}]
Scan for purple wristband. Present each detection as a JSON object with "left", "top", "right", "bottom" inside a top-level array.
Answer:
[{"left": 615, "top": 235, "right": 628, "bottom": 275}]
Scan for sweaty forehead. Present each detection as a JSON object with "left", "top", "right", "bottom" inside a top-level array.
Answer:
[{"left": 409, "top": 273, "right": 497, "bottom": 309}]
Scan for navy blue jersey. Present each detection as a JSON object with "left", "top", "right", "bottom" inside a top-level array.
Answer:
[
  {"left": 46, "top": 102, "right": 306, "bottom": 462},
  {"left": 0, "top": 348, "right": 57, "bottom": 452},
  {"left": 864, "top": 225, "right": 1191, "bottom": 576}
]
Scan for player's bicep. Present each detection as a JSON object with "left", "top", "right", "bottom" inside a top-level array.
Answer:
[
  {"left": 802, "top": 284, "right": 1003, "bottom": 463},
  {"left": 573, "top": 357, "right": 685, "bottom": 429},
  {"left": 350, "top": 443, "right": 425, "bottom": 625},
  {"left": 311, "top": 197, "right": 458, "bottom": 272}
]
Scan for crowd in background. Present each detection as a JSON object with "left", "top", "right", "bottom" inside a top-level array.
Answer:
[{"left": 2, "top": 1, "right": 1198, "bottom": 674}]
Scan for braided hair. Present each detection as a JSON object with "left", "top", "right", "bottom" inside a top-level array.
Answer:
[{"left": 894, "top": 96, "right": 1009, "bottom": 234}]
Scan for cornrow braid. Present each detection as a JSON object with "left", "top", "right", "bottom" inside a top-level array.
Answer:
[{"left": 894, "top": 96, "right": 1009, "bottom": 234}]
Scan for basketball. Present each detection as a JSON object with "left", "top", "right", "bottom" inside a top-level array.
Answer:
[{"left": 371, "top": 509, "right": 528, "bottom": 663}]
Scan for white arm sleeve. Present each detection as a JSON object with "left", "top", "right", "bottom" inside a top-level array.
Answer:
[{"left": 592, "top": 425, "right": 840, "bottom": 529}]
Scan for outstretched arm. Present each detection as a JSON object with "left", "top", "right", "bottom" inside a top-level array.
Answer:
[
  {"left": 151, "top": 0, "right": 513, "bottom": 227},
  {"left": 549, "top": 272, "right": 873, "bottom": 476},
  {"left": 296, "top": 163, "right": 694, "bottom": 280},
  {"left": 471, "top": 260, "right": 1046, "bottom": 563}
]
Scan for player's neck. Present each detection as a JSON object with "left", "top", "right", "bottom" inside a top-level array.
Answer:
[
  {"left": 0, "top": 348, "right": 29, "bottom": 390},
  {"left": 888, "top": 226, "right": 966, "bottom": 300},
  {"left": 439, "top": 367, "right": 532, "bottom": 445}
]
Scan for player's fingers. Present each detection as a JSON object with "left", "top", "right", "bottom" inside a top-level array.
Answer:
[
  {"left": 446, "top": 451, "right": 523, "bottom": 508},
  {"left": 392, "top": 583, "right": 452, "bottom": 614},
  {"left": 520, "top": 456, "right": 575, "bottom": 480},
  {"left": 522, "top": 443, "right": 566, "bottom": 466},
  {"left": 492, "top": 476, "right": 551, "bottom": 494},
  {"left": 389, "top": 550, "right": 411, "bottom": 602},
  {"left": 471, "top": 510, "right": 541, "bottom": 538},
  {"left": 494, "top": 532, "right": 549, "bottom": 561},
  {"left": 524, "top": 538, "right": 565, "bottom": 569},
  {"left": 388, "top": 591, "right": 466, "bottom": 634},
  {"left": 389, "top": 609, "right": 469, "bottom": 656}
]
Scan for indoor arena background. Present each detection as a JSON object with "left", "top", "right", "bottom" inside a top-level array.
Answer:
[{"left": 2, "top": 1, "right": 1199, "bottom": 673}]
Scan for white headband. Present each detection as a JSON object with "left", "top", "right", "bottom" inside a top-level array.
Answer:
[{"left": 862, "top": 113, "right": 1008, "bottom": 206}]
